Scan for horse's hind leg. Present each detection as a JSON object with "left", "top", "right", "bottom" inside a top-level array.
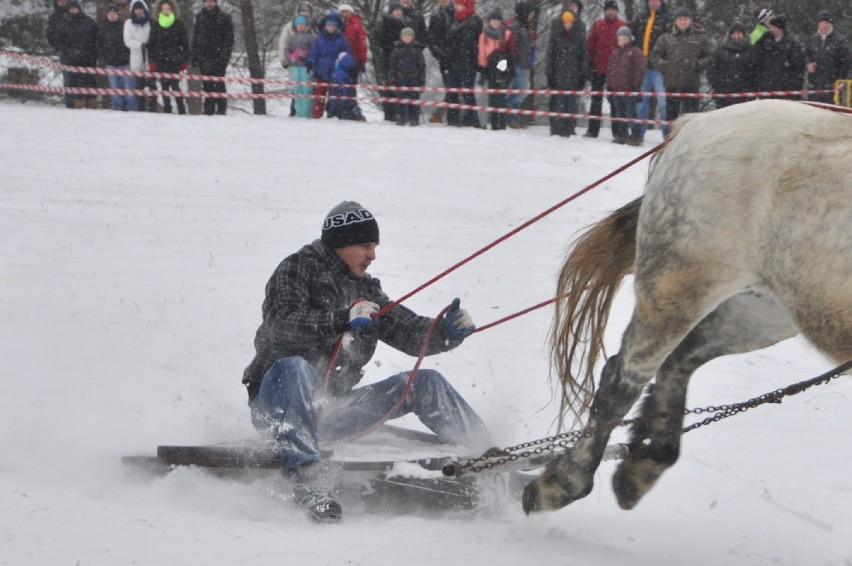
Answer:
[
  {"left": 612, "top": 290, "right": 798, "bottom": 509},
  {"left": 524, "top": 262, "right": 745, "bottom": 513}
]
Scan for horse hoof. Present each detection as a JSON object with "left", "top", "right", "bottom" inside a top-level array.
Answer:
[
  {"left": 521, "top": 472, "right": 593, "bottom": 513},
  {"left": 612, "top": 457, "right": 666, "bottom": 510}
]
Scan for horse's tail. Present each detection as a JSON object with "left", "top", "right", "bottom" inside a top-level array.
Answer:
[{"left": 551, "top": 197, "right": 641, "bottom": 427}]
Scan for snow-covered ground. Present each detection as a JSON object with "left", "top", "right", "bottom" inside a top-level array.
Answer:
[{"left": 1, "top": 101, "right": 849, "bottom": 566}]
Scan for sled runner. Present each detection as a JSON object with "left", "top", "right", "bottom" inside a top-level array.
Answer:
[{"left": 121, "top": 424, "right": 628, "bottom": 513}]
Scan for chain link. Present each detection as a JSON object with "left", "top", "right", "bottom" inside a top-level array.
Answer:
[{"left": 451, "top": 360, "right": 851, "bottom": 476}]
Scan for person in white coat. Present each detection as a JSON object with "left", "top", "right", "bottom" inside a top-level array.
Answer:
[{"left": 124, "top": 0, "right": 155, "bottom": 111}]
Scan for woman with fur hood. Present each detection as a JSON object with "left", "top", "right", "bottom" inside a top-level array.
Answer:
[
  {"left": 706, "top": 22, "right": 754, "bottom": 109},
  {"left": 148, "top": 0, "right": 189, "bottom": 114}
]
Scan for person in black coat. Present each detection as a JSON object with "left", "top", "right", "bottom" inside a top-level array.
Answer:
[
  {"left": 805, "top": 11, "right": 850, "bottom": 104},
  {"left": 426, "top": 0, "right": 454, "bottom": 123},
  {"left": 445, "top": 0, "right": 482, "bottom": 128},
  {"left": 99, "top": 4, "right": 135, "bottom": 111},
  {"left": 47, "top": 0, "right": 74, "bottom": 107},
  {"left": 56, "top": 0, "right": 99, "bottom": 109},
  {"left": 387, "top": 27, "right": 426, "bottom": 126},
  {"left": 546, "top": 11, "right": 588, "bottom": 137},
  {"left": 752, "top": 14, "right": 805, "bottom": 100},
  {"left": 149, "top": 0, "right": 190, "bottom": 114},
  {"left": 707, "top": 22, "right": 754, "bottom": 109},
  {"left": 191, "top": 0, "right": 234, "bottom": 115},
  {"left": 376, "top": 2, "right": 406, "bottom": 121}
]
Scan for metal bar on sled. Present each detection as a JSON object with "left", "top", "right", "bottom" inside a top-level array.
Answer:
[
  {"left": 441, "top": 443, "right": 630, "bottom": 478},
  {"left": 120, "top": 425, "right": 455, "bottom": 475}
]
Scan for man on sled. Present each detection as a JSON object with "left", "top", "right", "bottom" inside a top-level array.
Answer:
[{"left": 242, "top": 201, "right": 492, "bottom": 522}]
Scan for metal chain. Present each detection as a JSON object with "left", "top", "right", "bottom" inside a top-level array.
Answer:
[{"left": 453, "top": 360, "right": 851, "bottom": 475}]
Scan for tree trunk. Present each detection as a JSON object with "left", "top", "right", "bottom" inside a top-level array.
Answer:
[{"left": 238, "top": 0, "right": 266, "bottom": 115}]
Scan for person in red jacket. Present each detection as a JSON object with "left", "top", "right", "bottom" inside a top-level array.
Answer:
[
  {"left": 585, "top": 0, "right": 625, "bottom": 137},
  {"left": 338, "top": 4, "right": 367, "bottom": 74}
]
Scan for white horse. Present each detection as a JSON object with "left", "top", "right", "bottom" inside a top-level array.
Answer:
[{"left": 523, "top": 99, "right": 852, "bottom": 513}]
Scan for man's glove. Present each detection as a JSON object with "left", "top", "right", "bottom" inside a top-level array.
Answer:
[
  {"left": 443, "top": 298, "right": 475, "bottom": 340},
  {"left": 349, "top": 299, "right": 379, "bottom": 330}
]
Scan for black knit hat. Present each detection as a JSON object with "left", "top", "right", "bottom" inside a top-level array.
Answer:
[
  {"left": 817, "top": 11, "right": 833, "bottom": 23},
  {"left": 487, "top": 9, "right": 503, "bottom": 21},
  {"left": 769, "top": 13, "right": 787, "bottom": 30},
  {"left": 321, "top": 201, "right": 380, "bottom": 249},
  {"left": 604, "top": 0, "right": 618, "bottom": 11}
]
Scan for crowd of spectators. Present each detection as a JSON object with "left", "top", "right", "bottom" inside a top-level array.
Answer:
[{"left": 45, "top": 0, "right": 850, "bottom": 144}]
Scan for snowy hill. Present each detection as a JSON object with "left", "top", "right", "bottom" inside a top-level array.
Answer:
[{"left": 1, "top": 101, "right": 849, "bottom": 565}]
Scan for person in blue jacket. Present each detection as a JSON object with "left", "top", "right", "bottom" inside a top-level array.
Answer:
[
  {"left": 306, "top": 12, "right": 349, "bottom": 118},
  {"left": 327, "top": 51, "right": 365, "bottom": 120}
]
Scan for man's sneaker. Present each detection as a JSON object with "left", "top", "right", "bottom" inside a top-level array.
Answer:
[
  {"left": 292, "top": 483, "right": 342, "bottom": 523},
  {"left": 626, "top": 138, "right": 643, "bottom": 147}
]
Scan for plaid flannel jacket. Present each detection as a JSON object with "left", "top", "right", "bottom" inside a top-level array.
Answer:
[{"left": 242, "top": 239, "right": 462, "bottom": 399}]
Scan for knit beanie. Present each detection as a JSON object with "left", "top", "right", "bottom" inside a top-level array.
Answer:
[
  {"left": 487, "top": 9, "right": 503, "bottom": 21},
  {"left": 321, "top": 201, "right": 380, "bottom": 249},
  {"left": 769, "top": 14, "right": 786, "bottom": 31},
  {"left": 616, "top": 26, "right": 632, "bottom": 39},
  {"left": 753, "top": 8, "right": 772, "bottom": 24},
  {"left": 400, "top": 26, "right": 415, "bottom": 38},
  {"left": 561, "top": 11, "right": 574, "bottom": 23}
]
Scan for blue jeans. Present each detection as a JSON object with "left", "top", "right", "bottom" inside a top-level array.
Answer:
[
  {"left": 636, "top": 67, "right": 667, "bottom": 139},
  {"left": 506, "top": 67, "right": 528, "bottom": 125},
  {"left": 249, "top": 357, "right": 492, "bottom": 472},
  {"left": 107, "top": 65, "right": 137, "bottom": 111},
  {"left": 445, "top": 69, "right": 480, "bottom": 127}
]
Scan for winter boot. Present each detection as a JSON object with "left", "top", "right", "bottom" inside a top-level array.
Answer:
[
  {"left": 289, "top": 462, "right": 342, "bottom": 523},
  {"left": 428, "top": 107, "right": 444, "bottom": 123}
]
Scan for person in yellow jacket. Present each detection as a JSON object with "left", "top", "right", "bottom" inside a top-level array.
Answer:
[{"left": 628, "top": 0, "right": 672, "bottom": 139}]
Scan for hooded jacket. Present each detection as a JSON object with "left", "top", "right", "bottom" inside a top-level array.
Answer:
[
  {"left": 650, "top": 22, "right": 712, "bottom": 89},
  {"left": 241, "top": 239, "right": 462, "bottom": 400},
  {"left": 99, "top": 16, "right": 131, "bottom": 67},
  {"left": 306, "top": 13, "right": 350, "bottom": 81},
  {"left": 123, "top": 0, "right": 151, "bottom": 71},
  {"left": 148, "top": 0, "right": 189, "bottom": 72},
  {"left": 278, "top": 2, "right": 316, "bottom": 68},
  {"left": 706, "top": 31, "right": 754, "bottom": 94},
  {"left": 47, "top": 0, "right": 70, "bottom": 55},
  {"left": 56, "top": 2, "right": 99, "bottom": 67}
]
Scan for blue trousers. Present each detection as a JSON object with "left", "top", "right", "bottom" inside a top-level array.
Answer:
[
  {"left": 249, "top": 357, "right": 492, "bottom": 472},
  {"left": 107, "top": 65, "right": 137, "bottom": 111},
  {"left": 506, "top": 67, "right": 528, "bottom": 125},
  {"left": 636, "top": 68, "right": 668, "bottom": 139}
]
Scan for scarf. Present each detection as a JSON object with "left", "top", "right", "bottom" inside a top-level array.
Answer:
[{"left": 159, "top": 11, "right": 175, "bottom": 28}]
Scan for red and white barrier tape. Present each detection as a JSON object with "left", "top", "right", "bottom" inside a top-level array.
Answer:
[{"left": 0, "top": 49, "right": 835, "bottom": 100}]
